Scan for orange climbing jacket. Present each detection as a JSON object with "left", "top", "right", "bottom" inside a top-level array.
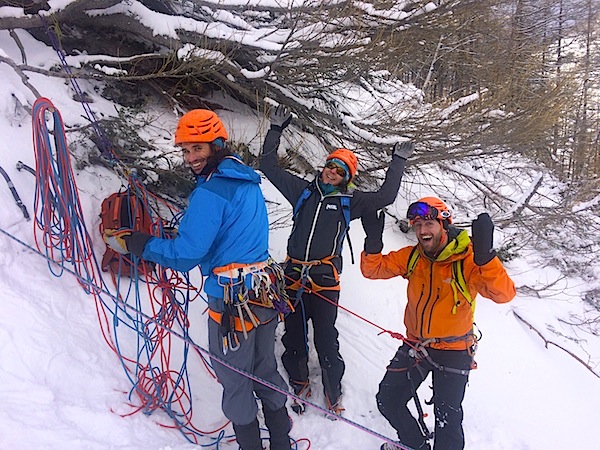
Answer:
[{"left": 360, "top": 228, "right": 516, "bottom": 350}]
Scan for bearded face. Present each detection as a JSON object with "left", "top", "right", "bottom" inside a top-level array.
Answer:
[
  {"left": 181, "top": 142, "right": 213, "bottom": 175},
  {"left": 413, "top": 218, "right": 446, "bottom": 258}
]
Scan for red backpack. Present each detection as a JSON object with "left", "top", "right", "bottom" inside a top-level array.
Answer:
[{"left": 99, "top": 190, "right": 155, "bottom": 277}]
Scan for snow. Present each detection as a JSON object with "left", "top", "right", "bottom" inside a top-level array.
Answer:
[{"left": 0, "top": 5, "right": 599, "bottom": 450}]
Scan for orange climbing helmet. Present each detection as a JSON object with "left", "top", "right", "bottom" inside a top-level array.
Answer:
[
  {"left": 326, "top": 148, "right": 358, "bottom": 179},
  {"left": 407, "top": 196, "right": 453, "bottom": 224},
  {"left": 174, "top": 109, "right": 229, "bottom": 145}
]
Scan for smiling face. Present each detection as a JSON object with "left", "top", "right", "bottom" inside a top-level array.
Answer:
[
  {"left": 321, "top": 162, "right": 346, "bottom": 186},
  {"left": 413, "top": 217, "right": 447, "bottom": 258},
  {"left": 181, "top": 142, "right": 213, "bottom": 174}
]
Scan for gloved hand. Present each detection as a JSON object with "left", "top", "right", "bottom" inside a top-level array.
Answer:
[
  {"left": 471, "top": 213, "right": 497, "bottom": 266},
  {"left": 270, "top": 104, "right": 292, "bottom": 131},
  {"left": 361, "top": 210, "right": 385, "bottom": 254},
  {"left": 392, "top": 141, "right": 415, "bottom": 160},
  {"left": 103, "top": 229, "right": 152, "bottom": 258},
  {"left": 103, "top": 229, "right": 130, "bottom": 254}
]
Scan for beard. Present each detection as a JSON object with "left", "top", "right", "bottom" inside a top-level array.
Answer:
[
  {"left": 419, "top": 231, "right": 445, "bottom": 259},
  {"left": 196, "top": 147, "right": 233, "bottom": 176}
]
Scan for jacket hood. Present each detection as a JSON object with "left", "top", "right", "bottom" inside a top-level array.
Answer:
[
  {"left": 201, "top": 155, "right": 261, "bottom": 185},
  {"left": 418, "top": 226, "right": 471, "bottom": 262}
]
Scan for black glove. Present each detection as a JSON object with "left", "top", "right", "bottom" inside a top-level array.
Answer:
[
  {"left": 361, "top": 210, "right": 385, "bottom": 254},
  {"left": 471, "top": 213, "right": 497, "bottom": 266},
  {"left": 103, "top": 230, "right": 152, "bottom": 258},
  {"left": 392, "top": 141, "right": 415, "bottom": 160},
  {"left": 125, "top": 231, "right": 153, "bottom": 258},
  {"left": 269, "top": 105, "right": 292, "bottom": 131}
]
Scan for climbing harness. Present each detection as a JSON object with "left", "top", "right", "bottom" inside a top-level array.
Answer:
[
  {"left": 286, "top": 255, "right": 342, "bottom": 294},
  {"left": 213, "top": 259, "right": 293, "bottom": 353},
  {"left": 407, "top": 334, "right": 478, "bottom": 377}
]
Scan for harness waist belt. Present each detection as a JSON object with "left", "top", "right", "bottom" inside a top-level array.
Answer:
[
  {"left": 213, "top": 260, "right": 269, "bottom": 278},
  {"left": 208, "top": 309, "right": 258, "bottom": 333}
]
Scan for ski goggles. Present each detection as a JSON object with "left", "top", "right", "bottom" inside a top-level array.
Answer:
[
  {"left": 406, "top": 201, "right": 451, "bottom": 222},
  {"left": 324, "top": 161, "right": 347, "bottom": 178}
]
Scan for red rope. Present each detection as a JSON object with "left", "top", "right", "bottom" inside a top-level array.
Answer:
[{"left": 283, "top": 272, "right": 422, "bottom": 352}]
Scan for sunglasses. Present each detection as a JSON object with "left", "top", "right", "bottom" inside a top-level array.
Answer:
[
  {"left": 324, "top": 161, "right": 347, "bottom": 177},
  {"left": 406, "top": 201, "right": 451, "bottom": 221}
]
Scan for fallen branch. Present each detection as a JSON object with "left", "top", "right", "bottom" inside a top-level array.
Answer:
[
  {"left": 513, "top": 310, "right": 599, "bottom": 378},
  {"left": 0, "top": 55, "right": 41, "bottom": 99}
]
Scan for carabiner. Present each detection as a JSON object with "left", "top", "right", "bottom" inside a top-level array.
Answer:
[{"left": 228, "top": 331, "right": 241, "bottom": 352}]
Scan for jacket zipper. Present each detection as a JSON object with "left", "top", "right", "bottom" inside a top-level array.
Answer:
[
  {"left": 331, "top": 222, "right": 342, "bottom": 256},
  {"left": 419, "top": 259, "right": 435, "bottom": 337},
  {"left": 304, "top": 199, "right": 323, "bottom": 261},
  {"left": 427, "top": 290, "right": 440, "bottom": 335}
]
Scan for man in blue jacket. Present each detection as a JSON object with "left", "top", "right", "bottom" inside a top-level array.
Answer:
[{"left": 104, "top": 109, "right": 292, "bottom": 450}]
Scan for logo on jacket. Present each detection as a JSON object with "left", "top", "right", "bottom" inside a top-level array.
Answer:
[{"left": 326, "top": 204, "right": 338, "bottom": 211}]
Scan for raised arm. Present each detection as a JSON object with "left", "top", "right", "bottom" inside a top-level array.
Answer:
[
  {"left": 350, "top": 141, "right": 414, "bottom": 219},
  {"left": 468, "top": 213, "right": 516, "bottom": 303},
  {"left": 259, "top": 105, "right": 309, "bottom": 204},
  {"left": 359, "top": 209, "right": 411, "bottom": 279}
]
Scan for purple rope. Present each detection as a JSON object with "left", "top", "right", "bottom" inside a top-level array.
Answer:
[{"left": 41, "top": 15, "right": 115, "bottom": 160}]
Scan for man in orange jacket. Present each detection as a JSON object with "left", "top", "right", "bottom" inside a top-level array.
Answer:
[{"left": 360, "top": 197, "right": 515, "bottom": 450}]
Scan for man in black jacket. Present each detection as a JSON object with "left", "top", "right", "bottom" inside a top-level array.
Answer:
[{"left": 259, "top": 105, "right": 414, "bottom": 416}]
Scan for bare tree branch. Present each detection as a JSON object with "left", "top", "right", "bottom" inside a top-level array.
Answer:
[{"left": 513, "top": 310, "right": 599, "bottom": 379}]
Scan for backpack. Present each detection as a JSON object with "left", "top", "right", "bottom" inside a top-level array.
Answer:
[
  {"left": 99, "top": 189, "right": 155, "bottom": 277},
  {"left": 405, "top": 246, "right": 474, "bottom": 315},
  {"left": 293, "top": 185, "right": 354, "bottom": 262}
]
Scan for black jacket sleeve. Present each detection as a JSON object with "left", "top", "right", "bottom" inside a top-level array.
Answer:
[
  {"left": 350, "top": 156, "right": 407, "bottom": 219},
  {"left": 259, "top": 127, "right": 311, "bottom": 205}
]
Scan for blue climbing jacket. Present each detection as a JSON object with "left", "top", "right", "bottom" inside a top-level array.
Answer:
[{"left": 142, "top": 155, "right": 269, "bottom": 299}]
